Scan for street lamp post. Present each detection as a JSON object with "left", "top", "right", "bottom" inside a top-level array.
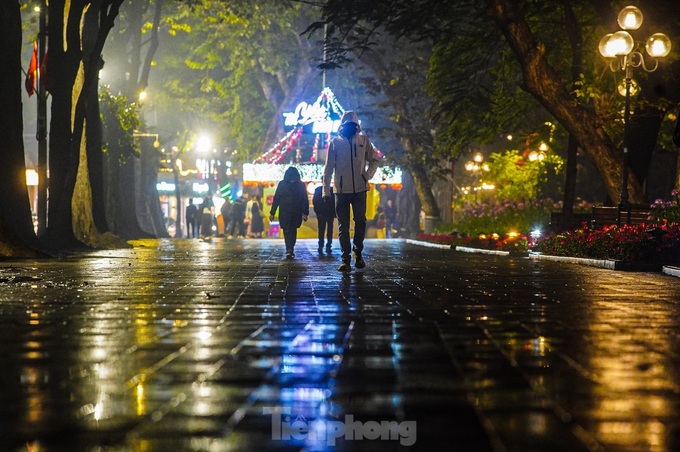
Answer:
[{"left": 598, "top": 5, "right": 671, "bottom": 225}]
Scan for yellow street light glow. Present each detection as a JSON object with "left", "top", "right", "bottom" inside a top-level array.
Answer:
[
  {"left": 196, "top": 136, "right": 212, "bottom": 153},
  {"left": 610, "top": 31, "right": 635, "bottom": 56},
  {"left": 646, "top": 33, "right": 672, "bottom": 58},
  {"left": 617, "top": 78, "right": 639, "bottom": 97},
  {"left": 473, "top": 152, "right": 484, "bottom": 163},
  {"left": 26, "top": 169, "right": 39, "bottom": 186},
  {"left": 598, "top": 33, "right": 616, "bottom": 58},
  {"left": 618, "top": 5, "right": 643, "bottom": 30}
]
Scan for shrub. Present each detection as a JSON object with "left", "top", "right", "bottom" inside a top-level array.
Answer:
[
  {"left": 534, "top": 223, "right": 680, "bottom": 263},
  {"left": 449, "top": 198, "right": 594, "bottom": 236}
]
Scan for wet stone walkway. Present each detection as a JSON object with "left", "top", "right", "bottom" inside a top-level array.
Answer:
[{"left": 1, "top": 238, "right": 680, "bottom": 451}]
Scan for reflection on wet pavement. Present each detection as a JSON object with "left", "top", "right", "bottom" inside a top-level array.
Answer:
[{"left": 1, "top": 238, "right": 680, "bottom": 450}]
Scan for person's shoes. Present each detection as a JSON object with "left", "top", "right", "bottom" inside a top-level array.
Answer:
[
  {"left": 286, "top": 250, "right": 294, "bottom": 259},
  {"left": 354, "top": 250, "right": 365, "bottom": 269},
  {"left": 338, "top": 261, "right": 351, "bottom": 272},
  {"left": 325, "top": 244, "right": 332, "bottom": 253},
  {"left": 318, "top": 247, "right": 324, "bottom": 255}
]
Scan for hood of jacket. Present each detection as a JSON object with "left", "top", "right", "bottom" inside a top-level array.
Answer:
[
  {"left": 339, "top": 110, "right": 361, "bottom": 134},
  {"left": 283, "top": 166, "right": 301, "bottom": 183}
]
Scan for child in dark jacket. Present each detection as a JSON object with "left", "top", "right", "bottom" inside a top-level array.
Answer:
[
  {"left": 269, "top": 167, "right": 309, "bottom": 258},
  {"left": 313, "top": 185, "right": 335, "bottom": 254}
]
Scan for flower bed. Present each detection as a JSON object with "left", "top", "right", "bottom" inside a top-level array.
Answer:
[{"left": 533, "top": 222, "right": 680, "bottom": 264}]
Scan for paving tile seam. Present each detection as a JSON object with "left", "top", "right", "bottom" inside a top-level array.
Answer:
[
  {"left": 124, "top": 322, "right": 299, "bottom": 440},
  {"left": 73, "top": 255, "right": 284, "bottom": 430},
  {"left": 440, "top": 316, "right": 605, "bottom": 452},
  {"left": 187, "top": 321, "right": 353, "bottom": 446}
]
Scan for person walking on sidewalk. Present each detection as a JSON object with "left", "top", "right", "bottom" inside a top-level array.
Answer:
[
  {"left": 228, "top": 194, "right": 247, "bottom": 238},
  {"left": 385, "top": 198, "right": 399, "bottom": 238},
  {"left": 270, "top": 167, "right": 309, "bottom": 259},
  {"left": 313, "top": 184, "right": 335, "bottom": 254},
  {"left": 198, "top": 195, "right": 214, "bottom": 239},
  {"left": 185, "top": 198, "right": 198, "bottom": 238},
  {"left": 323, "top": 110, "right": 379, "bottom": 271}
]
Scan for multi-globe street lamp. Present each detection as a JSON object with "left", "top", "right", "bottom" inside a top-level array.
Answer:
[
  {"left": 598, "top": 5, "right": 671, "bottom": 217},
  {"left": 463, "top": 152, "right": 493, "bottom": 202}
]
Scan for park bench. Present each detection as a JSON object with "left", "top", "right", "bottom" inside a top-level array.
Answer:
[
  {"left": 549, "top": 205, "right": 651, "bottom": 232},
  {"left": 590, "top": 205, "right": 651, "bottom": 228}
]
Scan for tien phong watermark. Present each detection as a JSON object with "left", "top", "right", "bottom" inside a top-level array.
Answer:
[{"left": 264, "top": 407, "right": 417, "bottom": 446}]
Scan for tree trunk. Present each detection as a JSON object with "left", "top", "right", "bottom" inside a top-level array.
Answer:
[
  {"left": 560, "top": 0, "right": 581, "bottom": 227},
  {"left": 114, "top": 155, "right": 153, "bottom": 239},
  {"left": 43, "top": 0, "right": 86, "bottom": 250},
  {"left": 405, "top": 158, "right": 440, "bottom": 219},
  {"left": 137, "top": 143, "right": 169, "bottom": 238},
  {"left": 0, "top": 0, "right": 40, "bottom": 256},
  {"left": 258, "top": 64, "right": 314, "bottom": 156},
  {"left": 44, "top": 0, "right": 125, "bottom": 250},
  {"left": 487, "top": 0, "right": 645, "bottom": 205},
  {"left": 173, "top": 166, "right": 182, "bottom": 238},
  {"left": 138, "top": 0, "right": 163, "bottom": 91},
  {"left": 125, "top": 0, "right": 144, "bottom": 99},
  {"left": 354, "top": 40, "right": 440, "bottom": 219},
  {"left": 396, "top": 170, "right": 421, "bottom": 237},
  {"left": 562, "top": 135, "right": 578, "bottom": 226}
]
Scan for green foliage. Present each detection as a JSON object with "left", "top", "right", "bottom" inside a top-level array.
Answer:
[
  {"left": 450, "top": 198, "right": 566, "bottom": 236},
  {"left": 148, "top": 0, "right": 320, "bottom": 161},
  {"left": 486, "top": 149, "right": 564, "bottom": 201},
  {"left": 99, "top": 88, "right": 141, "bottom": 162}
]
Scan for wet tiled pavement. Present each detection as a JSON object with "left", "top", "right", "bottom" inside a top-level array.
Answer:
[{"left": 2, "top": 238, "right": 680, "bottom": 451}]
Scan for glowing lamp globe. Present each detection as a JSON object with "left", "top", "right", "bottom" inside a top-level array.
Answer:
[
  {"left": 617, "top": 6, "right": 643, "bottom": 30},
  {"left": 646, "top": 33, "right": 671, "bottom": 58}
]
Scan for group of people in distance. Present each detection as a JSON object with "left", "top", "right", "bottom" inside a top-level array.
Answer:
[
  {"left": 185, "top": 193, "right": 265, "bottom": 240},
  {"left": 185, "top": 111, "right": 395, "bottom": 272}
]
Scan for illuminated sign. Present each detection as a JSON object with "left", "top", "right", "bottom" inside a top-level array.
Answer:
[
  {"left": 283, "top": 102, "right": 341, "bottom": 134},
  {"left": 156, "top": 181, "right": 176, "bottom": 192},
  {"left": 193, "top": 182, "right": 210, "bottom": 193},
  {"left": 282, "top": 87, "right": 345, "bottom": 134}
]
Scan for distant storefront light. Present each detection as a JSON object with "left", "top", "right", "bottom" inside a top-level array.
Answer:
[
  {"left": 193, "top": 182, "right": 210, "bottom": 193},
  {"left": 156, "top": 181, "right": 176, "bottom": 192},
  {"left": 26, "top": 169, "right": 39, "bottom": 186}
]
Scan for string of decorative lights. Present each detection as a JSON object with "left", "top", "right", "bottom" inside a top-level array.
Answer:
[{"left": 254, "top": 127, "right": 302, "bottom": 164}]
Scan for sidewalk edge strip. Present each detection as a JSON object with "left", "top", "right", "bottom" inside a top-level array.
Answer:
[
  {"left": 455, "top": 246, "right": 510, "bottom": 256},
  {"left": 663, "top": 266, "right": 680, "bottom": 278},
  {"left": 529, "top": 252, "right": 616, "bottom": 269},
  {"left": 529, "top": 252, "right": 661, "bottom": 271},
  {"left": 405, "top": 239, "right": 452, "bottom": 250}
]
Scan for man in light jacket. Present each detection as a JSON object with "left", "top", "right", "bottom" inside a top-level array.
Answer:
[{"left": 323, "top": 111, "right": 379, "bottom": 271}]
